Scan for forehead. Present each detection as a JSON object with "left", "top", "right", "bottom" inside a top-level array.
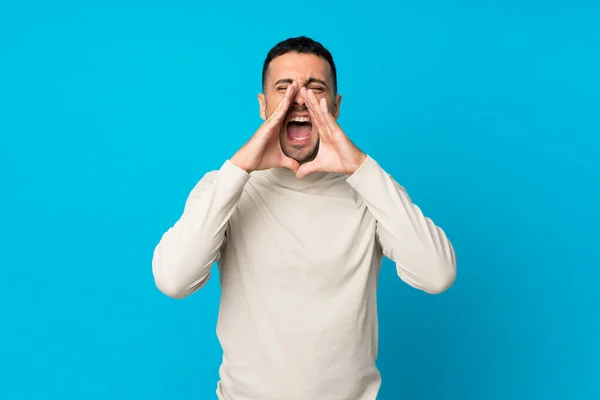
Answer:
[{"left": 266, "top": 52, "right": 332, "bottom": 85}]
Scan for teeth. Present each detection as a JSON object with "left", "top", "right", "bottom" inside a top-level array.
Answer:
[
  {"left": 290, "top": 116, "right": 311, "bottom": 123},
  {"left": 292, "top": 136, "right": 309, "bottom": 141}
]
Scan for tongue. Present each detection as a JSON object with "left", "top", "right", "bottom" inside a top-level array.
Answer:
[{"left": 287, "top": 123, "right": 312, "bottom": 140}]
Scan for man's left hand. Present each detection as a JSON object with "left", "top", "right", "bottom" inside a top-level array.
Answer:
[{"left": 296, "top": 87, "right": 367, "bottom": 179}]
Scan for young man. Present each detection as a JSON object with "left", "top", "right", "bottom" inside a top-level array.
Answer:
[{"left": 152, "top": 36, "right": 457, "bottom": 400}]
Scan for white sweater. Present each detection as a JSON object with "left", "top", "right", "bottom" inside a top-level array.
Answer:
[{"left": 152, "top": 155, "right": 456, "bottom": 400}]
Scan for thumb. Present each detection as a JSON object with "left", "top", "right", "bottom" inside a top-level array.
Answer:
[
  {"left": 296, "top": 161, "right": 317, "bottom": 179},
  {"left": 281, "top": 156, "right": 300, "bottom": 172}
]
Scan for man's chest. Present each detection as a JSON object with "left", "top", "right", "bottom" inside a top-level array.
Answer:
[{"left": 222, "top": 178, "right": 379, "bottom": 277}]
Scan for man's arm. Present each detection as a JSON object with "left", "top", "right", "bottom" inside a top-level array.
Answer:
[
  {"left": 152, "top": 82, "right": 304, "bottom": 299},
  {"left": 346, "top": 156, "right": 457, "bottom": 294},
  {"left": 152, "top": 160, "right": 250, "bottom": 299}
]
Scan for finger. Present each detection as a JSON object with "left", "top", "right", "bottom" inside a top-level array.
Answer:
[
  {"left": 283, "top": 157, "right": 300, "bottom": 172},
  {"left": 319, "top": 97, "right": 328, "bottom": 114},
  {"left": 301, "top": 90, "right": 319, "bottom": 129},
  {"left": 265, "top": 84, "right": 293, "bottom": 127},
  {"left": 296, "top": 163, "right": 311, "bottom": 179},
  {"left": 309, "top": 87, "right": 324, "bottom": 106},
  {"left": 304, "top": 88, "right": 321, "bottom": 117},
  {"left": 296, "top": 161, "right": 320, "bottom": 179},
  {"left": 306, "top": 90, "right": 338, "bottom": 135},
  {"left": 308, "top": 90, "right": 330, "bottom": 129},
  {"left": 302, "top": 88, "right": 326, "bottom": 132},
  {"left": 270, "top": 81, "right": 298, "bottom": 124},
  {"left": 319, "top": 97, "right": 339, "bottom": 131}
]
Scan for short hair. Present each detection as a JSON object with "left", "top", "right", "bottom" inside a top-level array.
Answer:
[{"left": 262, "top": 36, "right": 338, "bottom": 94}]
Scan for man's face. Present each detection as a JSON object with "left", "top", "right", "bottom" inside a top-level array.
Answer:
[{"left": 259, "top": 52, "right": 342, "bottom": 163}]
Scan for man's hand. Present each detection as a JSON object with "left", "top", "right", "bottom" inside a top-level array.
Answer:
[
  {"left": 231, "top": 82, "right": 300, "bottom": 173},
  {"left": 295, "top": 87, "right": 367, "bottom": 179}
]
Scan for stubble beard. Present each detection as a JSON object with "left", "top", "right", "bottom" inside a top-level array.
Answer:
[
  {"left": 279, "top": 132, "right": 320, "bottom": 164},
  {"left": 265, "top": 98, "right": 321, "bottom": 164}
]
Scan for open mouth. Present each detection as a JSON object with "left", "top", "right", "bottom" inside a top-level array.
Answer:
[{"left": 286, "top": 116, "right": 313, "bottom": 144}]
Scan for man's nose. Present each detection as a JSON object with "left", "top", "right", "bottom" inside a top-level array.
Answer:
[{"left": 292, "top": 87, "right": 305, "bottom": 106}]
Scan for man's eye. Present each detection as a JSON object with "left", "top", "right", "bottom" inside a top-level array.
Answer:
[
  {"left": 309, "top": 87, "right": 325, "bottom": 92},
  {"left": 276, "top": 86, "right": 288, "bottom": 91}
]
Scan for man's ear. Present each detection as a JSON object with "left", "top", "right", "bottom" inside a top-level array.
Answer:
[
  {"left": 258, "top": 93, "right": 266, "bottom": 120},
  {"left": 333, "top": 94, "right": 342, "bottom": 119}
]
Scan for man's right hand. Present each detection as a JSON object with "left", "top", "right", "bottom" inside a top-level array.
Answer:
[{"left": 231, "top": 81, "right": 300, "bottom": 173}]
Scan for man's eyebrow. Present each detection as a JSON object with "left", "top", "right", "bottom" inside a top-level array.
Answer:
[
  {"left": 273, "top": 77, "right": 328, "bottom": 87},
  {"left": 305, "top": 77, "right": 328, "bottom": 87},
  {"left": 273, "top": 79, "right": 294, "bottom": 87}
]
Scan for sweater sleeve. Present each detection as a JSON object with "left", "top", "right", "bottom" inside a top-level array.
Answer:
[
  {"left": 346, "top": 156, "right": 457, "bottom": 294},
  {"left": 152, "top": 160, "right": 250, "bottom": 299}
]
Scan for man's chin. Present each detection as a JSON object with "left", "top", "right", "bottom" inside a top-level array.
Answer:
[
  {"left": 282, "top": 145, "right": 318, "bottom": 164},
  {"left": 280, "top": 127, "right": 319, "bottom": 163}
]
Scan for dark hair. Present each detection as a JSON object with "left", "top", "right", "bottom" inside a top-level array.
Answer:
[{"left": 262, "top": 36, "right": 338, "bottom": 94}]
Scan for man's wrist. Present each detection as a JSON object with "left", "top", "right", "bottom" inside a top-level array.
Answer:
[
  {"left": 230, "top": 151, "right": 253, "bottom": 174},
  {"left": 345, "top": 151, "right": 368, "bottom": 175}
]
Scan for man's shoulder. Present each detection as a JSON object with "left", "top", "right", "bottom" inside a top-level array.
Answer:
[
  {"left": 199, "top": 160, "right": 248, "bottom": 183},
  {"left": 202, "top": 169, "right": 220, "bottom": 180}
]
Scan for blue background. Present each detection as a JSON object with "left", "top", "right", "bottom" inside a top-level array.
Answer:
[{"left": 1, "top": 0, "right": 598, "bottom": 399}]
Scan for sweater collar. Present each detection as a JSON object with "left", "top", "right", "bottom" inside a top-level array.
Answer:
[{"left": 261, "top": 167, "right": 334, "bottom": 188}]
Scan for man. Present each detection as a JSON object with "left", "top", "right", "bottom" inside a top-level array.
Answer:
[{"left": 152, "top": 36, "right": 456, "bottom": 400}]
